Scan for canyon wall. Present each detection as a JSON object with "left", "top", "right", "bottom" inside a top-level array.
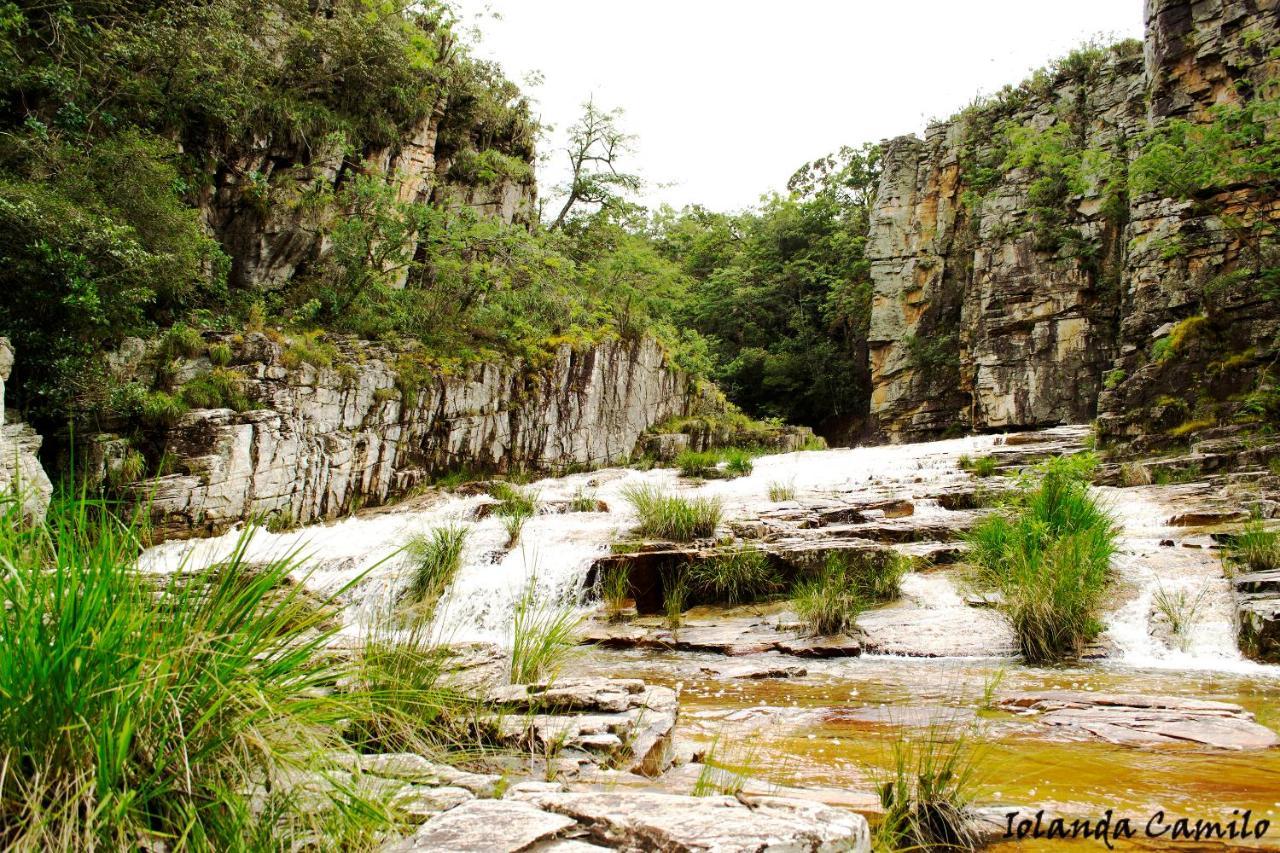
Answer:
[
  {"left": 0, "top": 339, "right": 52, "bottom": 521},
  {"left": 95, "top": 335, "right": 704, "bottom": 539},
  {"left": 867, "top": 0, "right": 1279, "bottom": 443}
]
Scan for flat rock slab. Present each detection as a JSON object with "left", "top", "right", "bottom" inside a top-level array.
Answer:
[
  {"left": 382, "top": 799, "right": 577, "bottom": 852},
  {"left": 1000, "top": 691, "right": 1279, "bottom": 750},
  {"left": 700, "top": 660, "right": 809, "bottom": 679},
  {"left": 513, "top": 790, "right": 870, "bottom": 852},
  {"left": 583, "top": 618, "right": 860, "bottom": 659},
  {"left": 484, "top": 678, "right": 678, "bottom": 777}
]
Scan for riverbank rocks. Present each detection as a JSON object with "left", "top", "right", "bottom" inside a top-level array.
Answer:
[
  {"left": 0, "top": 338, "right": 52, "bottom": 522},
  {"left": 582, "top": 614, "right": 863, "bottom": 659},
  {"left": 999, "top": 692, "right": 1279, "bottom": 750},
  {"left": 1235, "top": 569, "right": 1280, "bottom": 664},
  {"left": 484, "top": 678, "right": 678, "bottom": 777},
  {"left": 508, "top": 790, "right": 870, "bottom": 853}
]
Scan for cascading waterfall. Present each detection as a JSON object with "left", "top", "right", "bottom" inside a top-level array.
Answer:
[{"left": 139, "top": 426, "right": 1271, "bottom": 675}]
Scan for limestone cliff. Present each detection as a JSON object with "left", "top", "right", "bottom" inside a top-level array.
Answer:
[
  {"left": 97, "top": 335, "right": 704, "bottom": 539},
  {"left": 866, "top": 0, "right": 1278, "bottom": 444},
  {"left": 0, "top": 339, "right": 53, "bottom": 522}
]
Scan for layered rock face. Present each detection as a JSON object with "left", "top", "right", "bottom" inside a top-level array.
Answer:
[
  {"left": 866, "top": 0, "right": 1278, "bottom": 443},
  {"left": 109, "top": 335, "right": 701, "bottom": 539},
  {"left": 0, "top": 339, "right": 53, "bottom": 521}
]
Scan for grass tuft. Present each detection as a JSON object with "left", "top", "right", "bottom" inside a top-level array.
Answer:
[
  {"left": 1224, "top": 520, "right": 1280, "bottom": 573},
  {"left": 966, "top": 462, "right": 1116, "bottom": 663},
  {"left": 402, "top": 525, "right": 469, "bottom": 616},
  {"left": 621, "top": 484, "right": 722, "bottom": 541},
  {"left": 597, "top": 564, "right": 631, "bottom": 621},
  {"left": 509, "top": 578, "right": 582, "bottom": 684},
  {"left": 489, "top": 482, "right": 537, "bottom": 547},
  {"left": 874, "top": 723, "right": 982, "bottom": 852},
  {"left": 767, "top": 479, "right": 797, "bottom": 501},
  {"left": 688, "top": 546, "right": 781, "bottom": 605}
]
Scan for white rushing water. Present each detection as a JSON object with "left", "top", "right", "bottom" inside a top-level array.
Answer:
[{"left": 138, "top": 426, "right": 1270, "bottom": 675}]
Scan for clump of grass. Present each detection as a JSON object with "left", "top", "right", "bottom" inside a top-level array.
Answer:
[
  {"left": 0, "top": 493, "right": 399, "bottom": 848},
  {"left": 509, "top": 578, "right": 583, "bottom": 684},
  {"left": 691, "top": 735, "right": 759, "bottom": 797},
  {"left": 281, "top": 330, "right": 339, "bottom": 370},
  {"left": 597, "top": 565, "right": 631, "bottom": 621},
  {"left": 621, "top": 484, "right": 722, "bottom": 541},
  {"left": 676, "top": 449, "right": 721, "bottom": 478},
  {"left": 688, "top": 546, "right": 781, "bottom": 605},
  {"left": 569, "top": 486, "right": 599, "bottom": 512},
  {"left": 978, "top": 667, "right": 1007, "bottom": 711},
  {"left": 1224, "top": 520, "right": 1280, "bottom": 573},
  {"left": 960, "top": 454, "right": 998, "bottom": 477},
  {"left": 156, "top": 322, "right": 205, "bottom": 361},
  {"left": 181, "top": 367, "right": 253, "bottom": 411},
  {"left": 662, "top": 567, "right": 687, "bottom": 629},
  {"left": 767, "top": 479, "right": 797, "bottom": 501},
  {"left": 489, "top": 482, "right": 537, "bottom": 547},
  {"left": 966, "top": 466, "right": 1116, "bottom": 663},
  {"left": 874, "top": 724, "right": 982, "bottom": 852},
  {"left": 722, "top": 448, "right": 755, "bottom": 478},
  {"left": 402, "top": 525, "right": 469, "bottom": 615},
  {"left": 826, "top": 550, "right": 910, "bottom": 604},
  {"left": 208, "top": 341, "right": 234, "bottom": 367},
  {"left": 1152, "top": 582, "right": 1210, "bottom": 651},
  {"left": 1119, "top": 461, "right": 1152, "bottom": 486},
  {"left": 792, "top": 564, "right": 864, "bottom": 636},
  {"left": 141, "top": 390, "right": 190, "bottom": 426}
]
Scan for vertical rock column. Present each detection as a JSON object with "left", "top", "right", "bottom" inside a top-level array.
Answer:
[{"left": 0, "top": 338, "right": 53, "bottom": 522}]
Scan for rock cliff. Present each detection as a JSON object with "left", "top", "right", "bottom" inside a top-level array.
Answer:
[
  {"left": 99, "top": 335, "right": 704, "bottom": 539},
  {"left": 866, "top": 0, "right": 1278, "bottom": 443},
  {"left": 0, "top": 339, "right": 53, "bottom": 521}
]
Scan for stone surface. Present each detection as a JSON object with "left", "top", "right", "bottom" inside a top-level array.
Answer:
[
  {"left": 1000, "top": 691, "right": 1279, "bottom": 750},
  {"left": 485, "top": 678, "right": 678, "bottom": 777},
  {"left": 1234, "top": 569, "right": 1280, "bottom": 664},
  {"left": 0, "top": 338, "right": 52, "bottom": 522},
  {"left": 381, "top": 799, "right": 576, "bottom": 853},
  {"left": 111, "top": 334, "right": 706, "bottom": 538},
  {"left": 512, "top": 790, "right": 871, "bottom": 853}
]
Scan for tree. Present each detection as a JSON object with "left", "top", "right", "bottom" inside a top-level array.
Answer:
[{"left": 548, "top": 98, "right": 642, "bottom": 230}]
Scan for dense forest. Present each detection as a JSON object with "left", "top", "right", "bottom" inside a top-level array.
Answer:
[{"left": 0, "top": 0, "right": 883, "bottom": 448}]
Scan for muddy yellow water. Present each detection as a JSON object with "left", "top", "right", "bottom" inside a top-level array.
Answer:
[{"left": 578, "top": 648, "right": 1280, "bottom": 849}]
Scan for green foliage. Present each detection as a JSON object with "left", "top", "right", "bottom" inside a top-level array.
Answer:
[
  {"left": 597, "top": 565, "right": 631, "bottom": 620},
  {"left": 875, "top": 724, "right": 982, "bottom": 852},
  {"left": 904, "top": 332, "right": 959, "bottom": 375},
  {"left": 792, "top": 563, "right": 864, "bottom": 636},
  {"left": 488, "top": 483, "right": 536, "bottom": 547},
  {"left": 966, "top": 463, "right": 1116, "bottom": 663},
  {"left": 662, "top": 566, "right": 687, "bottom": 629},
  {"left": 568, "top": 487, "right": 599, "bottom": 512},
  {"left": 1225, "top": 520, "right": 1280, "bottom": 573},
  {"left": 180, "top": 368, "right": 252, "bottom": 411},
  {"left": 509, "top": 577, "right": 582, "bottom": 684},
  {"left": 621, "top": 484, "right": 723, "bottom": 541},
  {"left": 688, "top": 547, "right": 781, "bottom": 605},
  {"left": 826, "top": 550, "right": 909, "bottom": 604},
  {"left": 960, "top": 455, "right": 998, "bottom": 478},
  {"left": 403, "top": 525, "right": 469, "bottom": 615},
  {"left": 767, "top": 479, "right": 797, "bottom": 501},
  {"left": 677, "top": 449, "right": 722, "bottom": 478},
  {"left": 0, "top": 492, "right": 412, "bottom": 848},
  {"left": 653, "top": 144, "right": 881, "bottom": 427}
]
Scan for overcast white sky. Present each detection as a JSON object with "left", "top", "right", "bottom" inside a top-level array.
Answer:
[{"left": 451, "top": 1, "right": 1145, "bottom": 214}]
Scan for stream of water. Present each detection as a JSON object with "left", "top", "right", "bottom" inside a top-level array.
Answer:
[{"left": 140, "top": 426, "right": 1280, "bottom": 845}]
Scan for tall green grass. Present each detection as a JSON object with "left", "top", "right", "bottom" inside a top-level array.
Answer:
[
  {"left": 509, "top": 578, "right": 583, "bottom": 684},
  {"left": 0, "top": 493, "right": 381, "bottom": 848},
  {"left": 792, "top": 563, "right": 864, "bottom": 636},
  {"left": 402, "top": 524, "right": 468, "bottom": 615},
  {"left": 597, "top": 564, "right": 631, "bottom": 621},
  {"left": 966, "top": 463, "right": 1116, "bottom": 663},
  {"left": 621, "top": 484, "right": 722, "bottom": 541},
  {"left": 688, "top": 546, "right": 781, "bottom": 605},
  {"left": 875, "top": 723, "right": 982, "bottom": 851},
  {"left": 489, "top": 482, "right": 537, "bottom": 547},
  {"left": 1225, "top": 520, "right": 1280, "bottom": 573},
  {"left": 826, "top": 550, "right": 909, "bottom": 604}
]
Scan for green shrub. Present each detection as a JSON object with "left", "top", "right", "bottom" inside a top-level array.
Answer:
[
  {"left": 688, "top": 547, "right": 781, "bottom": 605},
  {"left": 722, "top": 448, "right": 755, "bottom": 478},
  {"left": 208, "top": 341, "right": 234, "bottom": 367},
  {"left": 621, "top": 484, "right": 723, "bottom": 541},
  {"left": 966, "top": 467, "right": 1116, "bottom": 663},
  {"left": 403, "top": 525, "right": 469, "bottom": 615},
  {"left": 180, "top": 368, "right": 252, "bottom": 411},
  {"left": 141, "top": 390, "right": 190, "bottom": 426},
  {"left": 157, "top": 322, "right": 205, "bottom": 361}
]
